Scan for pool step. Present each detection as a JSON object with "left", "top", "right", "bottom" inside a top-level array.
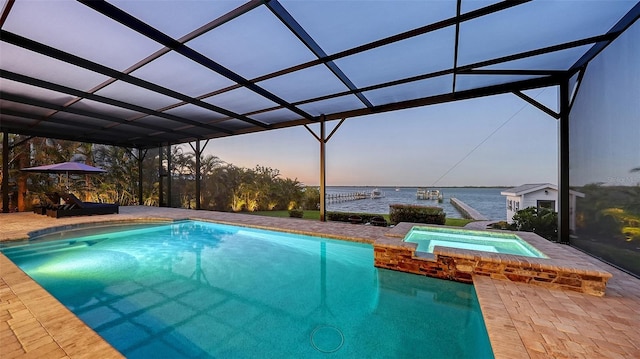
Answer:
[{"left": 2, "top": 237, "right": 109, "bottom": 259}]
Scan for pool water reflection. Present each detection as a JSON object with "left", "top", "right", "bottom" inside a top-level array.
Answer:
[{"left": 1, "top": 221, "right": 493, "bottom": 358}]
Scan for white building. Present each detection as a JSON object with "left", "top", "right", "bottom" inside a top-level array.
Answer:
[{"left": 500, "top": 183, "right": 585, "bottom": 232}]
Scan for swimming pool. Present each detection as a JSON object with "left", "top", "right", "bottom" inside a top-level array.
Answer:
[
  {"left": 1, "top": 220, "right": 493, "bottom": 358},
  {"left": 405, "top": 226, "right": 547, "bottom": 258}
]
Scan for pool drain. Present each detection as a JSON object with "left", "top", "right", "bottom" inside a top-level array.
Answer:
[{"left": 310, "top": 325, "right": 344, "bottom": 353}]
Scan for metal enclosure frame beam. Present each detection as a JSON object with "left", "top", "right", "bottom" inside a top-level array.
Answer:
[
  {"left": 319, "top": 118, "right": 326, "bottom": 221},
  {"left": 2, "top": 131, "right": 8, "bottom": 213},
  {"left": 195, "top": 141, "right": 201, "bottom": 210},
  {"left": 266, "top": 0, "right": 373, "bottom": 109},
  {"left": 167, "top": 144, "right": 172, "bottom": 207},
  {"left": 1, "top": 1, "right": 625, "bottom": 151},
  {"left": 0, "top": 30, "right": 263, "bottom": 130},
  {"left": 558, "top": 79, "right": 571, "bottom": 244},
  {"left": 136, "top": 148, "right": 148, "bottom": 205},
  {"left": 0, "top": 90, "right": 201, "bottom": 140},
  {"left": 304, "top": 116, "right": 346, "bottom": 221},
  {"left": 158, "top": 145, "right": 164, "bottom": 207},
  {"left": 78, "top": 0, "right": 314, "bottom": 122},
  {"left": 569, "top": 1, "right": 640, "bottom": 76},
  {"left": 189, "top": 139, "right": 210, "bottom": 210},
  {"left": 0, "top": 70, "right": 222, "bottom": 139}
]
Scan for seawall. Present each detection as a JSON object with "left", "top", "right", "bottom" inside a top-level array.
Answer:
[{"left": 450, "top": 198, "right": 488, "bottom": 220}]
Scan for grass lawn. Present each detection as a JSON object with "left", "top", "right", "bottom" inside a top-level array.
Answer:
[
  {"left": 246, "top": 210, "right": 474, "bottom": 227},
  {"left": 249, "top": 210, "right": 322, "bottom": 220},
  {"left": 444, "top": 218, "right": 475, "bottom": 227}
]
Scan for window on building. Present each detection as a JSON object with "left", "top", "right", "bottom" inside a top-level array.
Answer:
[{"left": 537, "top": 200, "right": 555, "bottom": 211}]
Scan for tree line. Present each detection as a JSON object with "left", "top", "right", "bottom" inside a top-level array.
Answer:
[{"left": 1, "top": 135, "right": 319, "bottom": 212}]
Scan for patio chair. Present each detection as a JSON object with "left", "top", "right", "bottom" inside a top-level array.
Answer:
[
  {"left": 47, "top": 193, "right": 119, "bottom": 218},
  {"left": 370, "top": 216, "right": 388, "bottom": 227},
  {"left": 34, "top": 192, "right": 62, "bottom": 215}
]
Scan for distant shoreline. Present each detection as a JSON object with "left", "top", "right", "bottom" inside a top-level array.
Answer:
[{"left": 314, "top": 185, "right": 512, "bottom": 189}]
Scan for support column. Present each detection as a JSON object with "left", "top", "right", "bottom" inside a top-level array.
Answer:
[
  {"left": 137, "top": 148, "right": 144, "bottom": 205},
  {"left": 16, "top": 139, "right": 27, "bottom": 212},
  {"left": 195, "top": 141, "right": 201, "bottom": 210},
  {"left": 167, "top": 144, "right": 172, "bottom": 207},
  {"left": 305, "top": 117, "right": 345, "bottom": 222},
  {"left": 158, "top": 145, "right": 164, "bottom": 207},
  {"left": 558, "top": 79, "right": 571, "bottom": 244},
  {"left": 2, "top": 131, "right": 9, "bottom": 213},
  {"left": 319, "top": 117, "right": 326, "bottom": 221},
  {"left": 189, "top": 139, "right": 209, "bottom": 211}
]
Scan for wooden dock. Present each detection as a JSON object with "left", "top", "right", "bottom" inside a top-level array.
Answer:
[
  {"left": 325, "top": 192, "right": 368, "bottom": 204},
  {"left": 450, "top": 198, "right": 488, "bottom": 220}
]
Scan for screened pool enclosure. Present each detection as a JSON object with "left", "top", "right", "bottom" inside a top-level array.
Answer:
[{"left": 1, "top": 1, "right": 639, "bottom": 275}]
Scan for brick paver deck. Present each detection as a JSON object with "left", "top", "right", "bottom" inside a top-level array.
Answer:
[{"left": 1, "top": 207, "right": 639, "bottom": 358}]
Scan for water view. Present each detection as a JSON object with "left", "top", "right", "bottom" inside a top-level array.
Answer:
[{"left": 326, "top": 187, "right": 506, "bottom": 220}]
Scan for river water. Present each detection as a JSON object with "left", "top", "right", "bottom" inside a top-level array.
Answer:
[{"left": 325, "top": 187, "right": 507, "bottom": 220}]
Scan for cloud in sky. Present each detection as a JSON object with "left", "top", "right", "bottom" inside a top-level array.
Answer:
[{"left": 202, "top": 91, "right": 559, "bottom": 187}]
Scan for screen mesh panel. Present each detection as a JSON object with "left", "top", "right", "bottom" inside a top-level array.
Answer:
[{"left": 1, "top": 0, "right": 636, "bottom": 148}]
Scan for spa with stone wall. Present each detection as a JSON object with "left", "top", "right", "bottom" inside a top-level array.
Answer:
[{"left": 373, "top": 242, "right": 611, "bottom": 297}]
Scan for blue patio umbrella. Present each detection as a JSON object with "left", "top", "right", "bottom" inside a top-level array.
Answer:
[{"left": 21, "top": 161, "right": 105, "bottom": 191}]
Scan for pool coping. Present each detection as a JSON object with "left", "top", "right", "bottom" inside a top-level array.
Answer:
[{"left": 1, "top": 206, "right": 639, "bottom": 358}]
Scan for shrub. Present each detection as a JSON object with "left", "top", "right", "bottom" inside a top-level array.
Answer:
[
  {"left": 389, "top": 204, "right": 446, "bottom": 225},
  {"left": 511, "top": 207, "right": 558, "bottom": 240},
  {"left": 301, "top": 187, "right": 321, "bottom": 210},
  {"left": 489, "top": 221, "right": 515, "bottom": 230},
  {"left": 288, "top": 209, "right": 304, "bottom": 218},
  {"left": 327, "top": 211, "right": 383, "bottom": 224}
]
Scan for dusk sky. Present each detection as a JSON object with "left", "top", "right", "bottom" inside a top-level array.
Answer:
[{"left": 200, "top": 88, "right": 559, "bottom": 187}]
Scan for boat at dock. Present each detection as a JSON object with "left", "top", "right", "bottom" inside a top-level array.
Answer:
[
  {"left": 371, "top": 188, "right": 384, "bottom": 199},
  {"left": 417, "top": 188, "right": 443, "bottom": 201}
]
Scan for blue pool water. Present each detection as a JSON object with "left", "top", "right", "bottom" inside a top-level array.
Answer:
[
  {"left": 405, "top": 227, "right": 547, "bottom": 258},
  {"left": 2, "top": 221, "right": 493, "bottom": 358}
]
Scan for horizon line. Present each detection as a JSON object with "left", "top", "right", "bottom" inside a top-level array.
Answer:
[{"left": 303, "top": 185, "right": 516, "bottom": 188}]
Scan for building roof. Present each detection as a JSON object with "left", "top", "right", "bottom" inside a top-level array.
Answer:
[
  {"left": 501, "top": 183, "right": 585, "bottom": 197},
  {"left": 502, "top": 183, "right": 555, "bottom": 195},
  {"left": 1, "top": 1, "right": 638, "bottom": 149}
]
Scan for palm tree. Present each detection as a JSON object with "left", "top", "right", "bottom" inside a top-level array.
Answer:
[
  {"left": 199, "top": 155, "right": 224, "bottom": 209},
  {"left": 168, "top": 146, "right": 195, "bottom": 208},
  {"left": 92, "top": 145, "right": 137, "bottom": 204}
]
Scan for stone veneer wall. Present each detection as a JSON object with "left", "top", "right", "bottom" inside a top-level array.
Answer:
[{"left": 373, "top": 244, "right": 611, "bottom": 297}]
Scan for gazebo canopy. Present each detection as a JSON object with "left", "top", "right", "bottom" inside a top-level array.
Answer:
[{"left": 1, "top": 0, "right": 638, "bottom": 149}]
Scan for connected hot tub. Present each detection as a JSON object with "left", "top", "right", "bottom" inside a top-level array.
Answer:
[{"left": 404, "top": 226, "right": 548, "bottom": 258}]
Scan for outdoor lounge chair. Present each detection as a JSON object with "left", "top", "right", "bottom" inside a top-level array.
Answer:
[
  {"left": 46, "top": 193, "right": 119, "bottom": 218},
  {"left": 33, "top": 192, "right": 61, "bottom": 215},
  {"left": 370, "top": 216, "right": 388, "bottom": 227},
  {"left": 348, "top": 215, "right": 363, "bottom": 224}
]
